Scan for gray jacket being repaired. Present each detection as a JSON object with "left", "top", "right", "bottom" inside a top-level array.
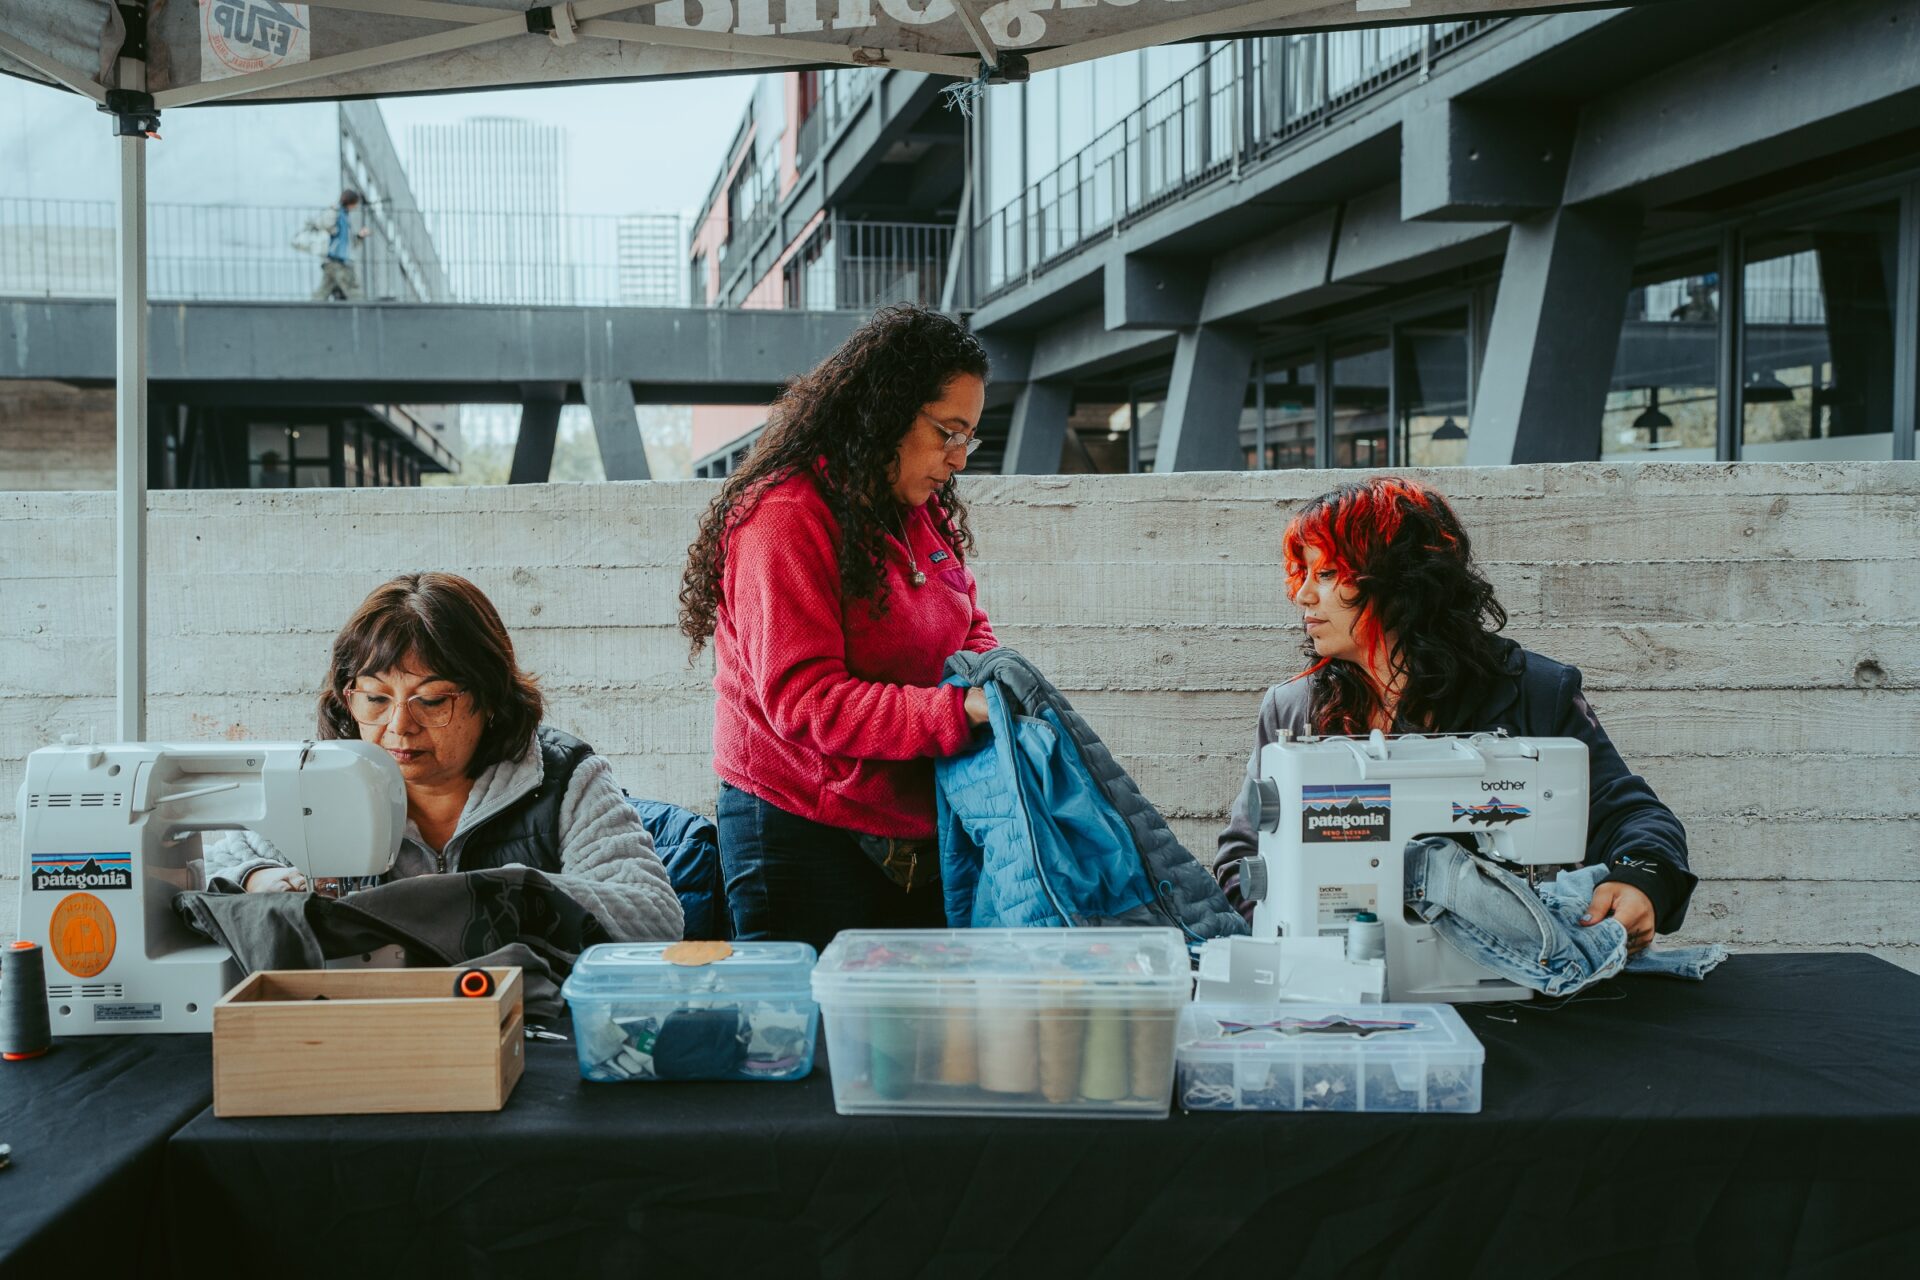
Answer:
[{"left": 204, "top": 727, "right": 684, "bottom": 942}]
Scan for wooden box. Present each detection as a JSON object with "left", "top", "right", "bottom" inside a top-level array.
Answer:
[{"left": 212, "top": 968, "right": 524, "bottom": 1117}]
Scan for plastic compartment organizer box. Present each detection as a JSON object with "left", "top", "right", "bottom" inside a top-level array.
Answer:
[
  {"left": 812, "top": 928, "right": 1190, "bottom": 1118},
  {"left": 562, "top": 940, "right": 818, "bottom": 1082},
  {"left": 1175, "top": 1002, "right": 1484, "bottom": 1113}
]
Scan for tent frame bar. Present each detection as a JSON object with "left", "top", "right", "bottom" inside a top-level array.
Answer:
[
  {"left": 576, "top": 19, "right": 978, "bottom": 78},
  {"left": 1024, "top": 0, "right": 1329, "bottom": 73},
  {"left": 0, "top": 28, "right": 108, "bottom": 102}
]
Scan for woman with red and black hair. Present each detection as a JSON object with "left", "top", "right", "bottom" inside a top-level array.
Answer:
[{"left": 1213, "top": 477, "right": 1696, "bottom": 952}]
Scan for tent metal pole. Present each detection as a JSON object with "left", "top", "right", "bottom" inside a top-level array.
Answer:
[{"left": 115, "top": 122, "right": 150, "bottom": 743}]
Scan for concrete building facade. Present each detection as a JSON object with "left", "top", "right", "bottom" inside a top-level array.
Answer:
[{"left": 687, "top": 0, "right": 1920, "bottom": 473}]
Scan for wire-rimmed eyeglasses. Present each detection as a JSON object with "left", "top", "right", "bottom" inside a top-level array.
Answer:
[
  {"left": 342, "top": 688, "right": 466, "bottom": 729},
  {"left": 922, "top": 412, "right": 982, "bottom": 457}
]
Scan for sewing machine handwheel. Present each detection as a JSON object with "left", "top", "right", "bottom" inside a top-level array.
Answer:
[
  {"left": 455, "top": 968, "right": 495, "bottom": 999},
  {"left": 1243, "top": 777, "right": 1283, "bottom": 833}
]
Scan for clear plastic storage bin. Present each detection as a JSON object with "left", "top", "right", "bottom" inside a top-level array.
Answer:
[
  {"left": 812, "top": 928, "right": 1191, "bottom": 1118},
  {"left": 561, "top": 941, "right": 818, "bottom": 1082},
  {"left": 1175, "top": 1002, "right": 1483, "bottom": 1113}
]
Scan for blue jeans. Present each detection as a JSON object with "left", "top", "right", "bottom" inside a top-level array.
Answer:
[
  {"left": 715, "top": 782, "right": 944, "bottom": 954},
  {"left": 1405, "top": 837, "right": 1727, "bottom": 997}
]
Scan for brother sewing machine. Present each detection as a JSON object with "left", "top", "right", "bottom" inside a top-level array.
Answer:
[
  {"left": 1237, "top": 730, "right": 1589, "bottom": 1003},
  {"left": 15, "top": 739, "right": 405, "bottom": 1034}
]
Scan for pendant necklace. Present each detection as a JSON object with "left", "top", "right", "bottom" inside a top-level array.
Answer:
[{"left": 894, "top": 511, "right": 926, "bottom": 587}]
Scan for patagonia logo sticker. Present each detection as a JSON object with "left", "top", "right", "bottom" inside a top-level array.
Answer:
[
  {"left": 1302, "top": 785, "right": 1390, "bottom": 843},
  {"left": 31, "top": 853, "right": 133, "bottom": 892},
  {"left": 929, "top": 550, "right": 951, "bottom": 564},
  {"left": 1451, "top": 797, "right": 1531, "bottom": 826}
]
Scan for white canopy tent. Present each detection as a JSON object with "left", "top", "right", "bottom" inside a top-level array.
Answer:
[{"left": 0, "top": 0, "right": 1652, "bottom": 737}]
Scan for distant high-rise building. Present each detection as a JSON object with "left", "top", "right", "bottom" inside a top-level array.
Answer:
[
  {"left": 409, "top": 116, "right": 567, "bottom": 304},
  {"left": 616, "top": 213, "right": 687, "bottom": 307}
]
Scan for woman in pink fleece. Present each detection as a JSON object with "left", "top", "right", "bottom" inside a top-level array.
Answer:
[{"left": 679, "top": 305, "right": 999, "bottom": 950}]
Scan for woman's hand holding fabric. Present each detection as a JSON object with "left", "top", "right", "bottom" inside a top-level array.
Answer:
[
  {"left": 242, "top": 865, "right": 308, "bottom": 893},
  {"left": 1580, "top": 881, "right": 1655, "bottom": 954}
]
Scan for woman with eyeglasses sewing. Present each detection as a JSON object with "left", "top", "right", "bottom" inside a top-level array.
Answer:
[
  {"left": 678, "top": 305, "right": 998, "bottom": 951},
  {"left": 203, "top": 572, "right": 683, "bottom": 941}
]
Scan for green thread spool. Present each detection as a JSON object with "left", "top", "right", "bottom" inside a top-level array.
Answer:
[
  {"left": 869, "top": 1009, "right": 916, "bottom": 1100},
  {"left": 1078, "top": 1005, "right": 1128, "bottom": 1102}
]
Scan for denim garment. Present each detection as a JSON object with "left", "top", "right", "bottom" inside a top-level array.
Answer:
[
  {"left": 326, "top": 207, "right": 353, "bottom": 262},
  {"left": 1405, "top": 837, "right": 1727, "bottom": 997},
  {"left": 715, "top": 782, "right": 943, "bottom": 954}
]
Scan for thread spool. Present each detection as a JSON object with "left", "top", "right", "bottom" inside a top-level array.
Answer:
[
  {"left": 2, "top": 941, "right": 53, "bottom": 1061},
  {"left": 936, "top": 991, "right": 978, "bottom": 1087},
  {"left": 454, "top": 968, "right": 495, "bottom": 999},
  {"left": 976, "top": 1004, "right": 1039, "bottom": 1094},
  {"left": 868, "top": 1008, "right": 917, "bottom": 1100},
  {"left": 1127, "top": 1009, "right": 1177, "bottom": 1100},
  {"left": 1077, "top": 1005, "right": 1128, "bottom": 1102},
  {"left": 1037, "top": 1008, "right": 1084, "bottom": 1103},
  {"left": 1347, "top": 911, "right": 1386, "bottom": 962}
]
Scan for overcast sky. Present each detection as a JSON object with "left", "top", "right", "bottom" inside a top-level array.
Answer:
[
  {"left": 377, "top": 76, "right": 759, "bottom": 215},
  {"left": 0, "top": 71, "right": 760, "bottom": 216}
]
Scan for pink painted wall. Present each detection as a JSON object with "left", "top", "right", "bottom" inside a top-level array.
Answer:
[{"left": 692, "top": 404, "right": 771, "bottom": 463}]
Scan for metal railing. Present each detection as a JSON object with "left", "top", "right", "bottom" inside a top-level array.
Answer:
[
  {"left": 794, "top": 67, "right": 885, "bottom": 174},
  {"left": 972, "top": 21, "right": 1501, "bottom": 303},
  {"left": 0, "top": 198, "right": 956, "bottom": 313},
  {"left": 782, "top": 217, "right": 954, "bottom": 312}
]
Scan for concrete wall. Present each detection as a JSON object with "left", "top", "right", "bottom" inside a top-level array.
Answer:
[
  {"left": 3, "top": 463, "right": 1916, "bottom": 969},
  {"left": 0, "top": 380, "right": 114, "bottom": 490}
]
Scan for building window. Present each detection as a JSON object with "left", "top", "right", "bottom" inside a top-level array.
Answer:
[
  {"left": 1251, "top": 352, "right": 1318, "bottom": 470},
  {"left": 1740, "top": 201, "right": 1900, "bottom": 461},
  {"left": 1396, "top": 309, "right": 1472, "bottom": 466},
  {"left": 1331, "top": 335, "right": 1389, "bottom": 467},
  {"left": 1063, "top": 398, "right": 1131, "bottom": 473},
  {"left": 1604, "top": 252, "right": 1721, "bottom": 460}
]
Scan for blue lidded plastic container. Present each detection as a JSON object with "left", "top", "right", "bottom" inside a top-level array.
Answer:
[{"left": 561, "top": 941, "right": 818, "bottom": 1082}]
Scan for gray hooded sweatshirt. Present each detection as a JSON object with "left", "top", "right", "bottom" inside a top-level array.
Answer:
[{"left": 203, "top": 735, "right": 684, "bottom": 942}]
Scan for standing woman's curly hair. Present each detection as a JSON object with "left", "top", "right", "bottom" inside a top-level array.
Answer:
[
  {"left": 1284, "top": 477, "right": 1510, "bottom": 734},
  {"left": 679, "top": 304, "right": 990, "bottom": 654}
]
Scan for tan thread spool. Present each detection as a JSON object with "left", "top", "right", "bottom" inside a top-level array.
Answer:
[
  {"left": 1037, "top": 1009, "right": 1085, "bottom": 1103},
  {"left": 937, "top": 984, "right": 978, "bottom": 1086},
  {"left": 1128, "top": 1008, "right": 1178, "bottom": 1099}
]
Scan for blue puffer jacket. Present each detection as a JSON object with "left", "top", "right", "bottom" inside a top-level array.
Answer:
[
  {"left": 935, "top": 648, "right": 1247, "bottom": 940},
  {"left": 625, "top": 798, "right": 729, "bottom": 941}
]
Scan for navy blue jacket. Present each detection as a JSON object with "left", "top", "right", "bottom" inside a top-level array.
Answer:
[{"left": 1215, "top": 639, "right": 1697, "bottom": 933}]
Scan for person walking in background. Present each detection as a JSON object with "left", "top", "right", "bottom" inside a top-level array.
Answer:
[{"left": 311, "top": 188, "right": 369, "bottom": 301}]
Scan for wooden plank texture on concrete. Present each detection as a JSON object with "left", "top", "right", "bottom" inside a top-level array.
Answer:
[{"left": 2, "top": 462, "right": 1914, "bottom": 968}]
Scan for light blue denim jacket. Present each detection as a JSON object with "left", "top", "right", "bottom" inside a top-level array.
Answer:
[{"left": 1405, "top": 837, "right": 1727, "bottom": 997}]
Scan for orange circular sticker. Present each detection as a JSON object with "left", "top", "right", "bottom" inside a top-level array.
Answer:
[
  {"left": 663, "top": 940, "right": 733, "bottom": 967},
  {"left": 49, "top": 892, "right": 116, "bottom": 978}
]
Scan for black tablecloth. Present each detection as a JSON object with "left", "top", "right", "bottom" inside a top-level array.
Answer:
[
  {"left": 0, "top": 1034, "right": 213, "bottom": 1277},
  {"left": 160, "top": 953, "right": 1920, "bottom": 1278}
]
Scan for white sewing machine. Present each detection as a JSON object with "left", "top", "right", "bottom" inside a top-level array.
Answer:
[
  {"left": 1237, "top": 730, "right": 1588, "bottom": 1003},
  {"left": 15, "top": 739, "right": 405, "bottom": 1034}
]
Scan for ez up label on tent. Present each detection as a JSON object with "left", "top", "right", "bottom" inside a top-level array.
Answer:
[{"left": 199, "top": 1, "right": 311, "bottom": 82}]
